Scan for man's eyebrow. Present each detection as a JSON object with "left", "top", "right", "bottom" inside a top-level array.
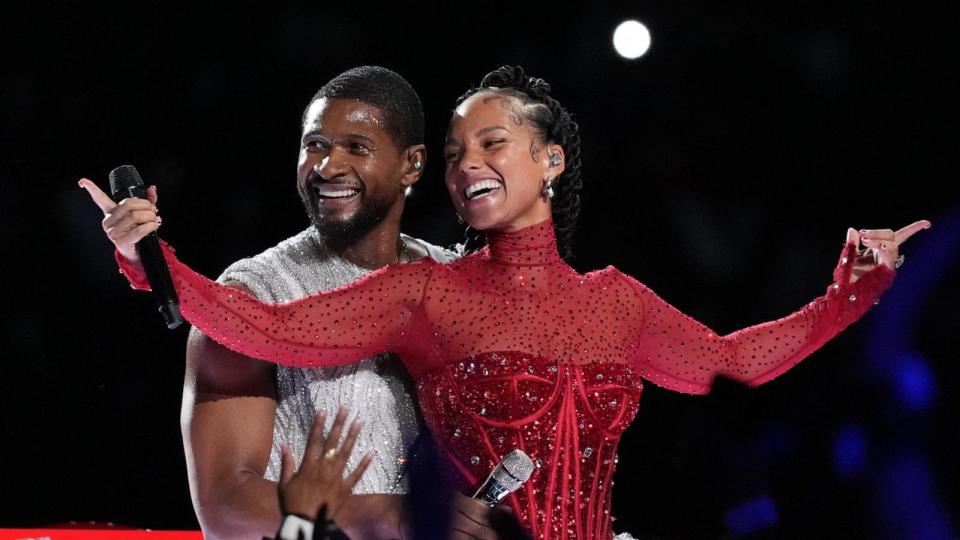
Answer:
[
  {"left": 343, "top": 132, "right": 375, "bottom": 143},
  {"left": 301, "top": 131, "right": 375, "bottom": 144},
  {"left": 301, "top": 129, "right": 326, "bottom": 139}
]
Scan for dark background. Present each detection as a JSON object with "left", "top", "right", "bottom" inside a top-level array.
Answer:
[{"left": 2, "top": 1, "right": 957, "bottom": 538}]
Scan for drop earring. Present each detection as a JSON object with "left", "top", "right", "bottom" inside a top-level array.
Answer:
[{"left": 542, "top": 177, "right": 555, "bottom": 199}]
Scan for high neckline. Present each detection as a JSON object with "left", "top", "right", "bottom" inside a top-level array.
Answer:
[{"left": 484, "top": 219, "right": 562, "bottom": 266}]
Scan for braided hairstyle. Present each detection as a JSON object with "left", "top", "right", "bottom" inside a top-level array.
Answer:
[{"left": 454, "top": 66, "right": 584, "bottom": 262}]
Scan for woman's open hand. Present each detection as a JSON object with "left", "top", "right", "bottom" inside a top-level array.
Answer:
[{"left": 278, "top": 408, "right": 373, "bottom": 522}]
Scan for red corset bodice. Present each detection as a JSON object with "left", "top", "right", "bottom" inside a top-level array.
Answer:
[{"left": 417, "top": 353, "right": 641, "bottom": 540}]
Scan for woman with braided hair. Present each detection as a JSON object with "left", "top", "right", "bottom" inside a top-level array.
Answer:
[
  {"left": 454, "top": 67, "right": 583, "bottom": 264},
  {"left": 83, "top": 65, "right": 928, "bottom": 539}
]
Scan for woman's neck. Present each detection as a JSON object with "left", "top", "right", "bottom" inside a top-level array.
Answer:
[{"left": 484, "top": 218, "right": 562, "bottom": 266}]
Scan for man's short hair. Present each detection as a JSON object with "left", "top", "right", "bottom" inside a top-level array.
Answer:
[{"left": 305, "top": 66, "right": 424, "bottom": 150}]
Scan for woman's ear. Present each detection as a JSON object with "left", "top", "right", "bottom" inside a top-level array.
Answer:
[{"left": 401, "top": 144, "right": 427, "bottom": 187}]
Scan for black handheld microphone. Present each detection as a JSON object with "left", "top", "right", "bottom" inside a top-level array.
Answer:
[
  {"left": 109, "top": 164, "right": 184, "bottom": 329},
  {"left": 473, "top": 449, "right": 535, "bottom": 507}
]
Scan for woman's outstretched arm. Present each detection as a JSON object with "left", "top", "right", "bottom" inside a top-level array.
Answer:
[
  {"left": 623, "top": 223, "right": 930, "bottom": 394},
  {"left": 142, "top": 246, "right": 430, "bottom": 367},
  {"left": 81, "top": 178, "right": 432, "bottom": 369}
]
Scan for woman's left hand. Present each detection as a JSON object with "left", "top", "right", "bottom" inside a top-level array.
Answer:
[
  {"left": 278, "top": 408, "right": 372, "bottom": 522},
  {"left": 846, "top": 220, "right": 932, "bottom": 283}
]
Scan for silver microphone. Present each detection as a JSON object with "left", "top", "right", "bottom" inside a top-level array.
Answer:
[{"left": 473, "top": 449, "right": 535, "bottom": 507}]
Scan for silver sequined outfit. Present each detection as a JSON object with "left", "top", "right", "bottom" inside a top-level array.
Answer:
[{"left": 218, "top": 227, "right": 456, "bottom": 494}]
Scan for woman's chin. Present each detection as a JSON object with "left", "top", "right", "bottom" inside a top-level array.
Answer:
[
  {"left": 464, "top": 217, "right": 495, "bottom": 231},
  {"left": 464, "top": 208, "right": 552, "bottom": 232},
  {"left": 461, "top": 210, "right": 504, "bottom": 231}
]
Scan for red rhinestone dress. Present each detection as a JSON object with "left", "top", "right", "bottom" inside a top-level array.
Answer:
[{"left": 119, "top": 219, "right": 894, "bottom": 539}]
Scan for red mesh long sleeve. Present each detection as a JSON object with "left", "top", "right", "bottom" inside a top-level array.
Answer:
[
  {"left": 118, "top": 244, "right": 434, "bottom": 368},
  {"left": 622, "top": 240, "right": 895, "bottom": 394}
]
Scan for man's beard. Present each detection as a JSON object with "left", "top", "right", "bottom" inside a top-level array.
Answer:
[{"left": 298, "top": 183, "right": 395, "bottom": 251}]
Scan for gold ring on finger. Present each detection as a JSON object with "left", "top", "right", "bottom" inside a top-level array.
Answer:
[{"left": 323, "top": 448, "right": 337, "bottom": 461}]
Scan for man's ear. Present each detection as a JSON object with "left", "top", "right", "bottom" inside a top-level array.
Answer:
[{"left": 401, "top": 144, "right": 427, "bottom": 187}]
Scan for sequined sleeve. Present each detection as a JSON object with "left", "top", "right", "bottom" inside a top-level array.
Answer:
[
  {"left": 623, "top": 240, "right": 896, "bottom": 394},
  {"left": 117, "top": 244, "right": 434, "bottom": 367}
]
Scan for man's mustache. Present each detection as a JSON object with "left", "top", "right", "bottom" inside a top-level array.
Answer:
[{"left": 305, "top": 169, "right": 364, "bottom": 190}]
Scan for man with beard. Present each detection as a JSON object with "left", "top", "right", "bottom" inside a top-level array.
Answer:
[
  {"left": 186, "top": 67, "right": 461, "bottom": 539},
  {"left": 179, "top": 66, "right": 455, "bottom": 539},
  {"left": 191, "top": 66, "right": 468, "bottom": 538}
]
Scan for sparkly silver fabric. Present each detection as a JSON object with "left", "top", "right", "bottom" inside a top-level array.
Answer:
[{"left": 218, "top": 227, "right": 457, "bottom": 494}]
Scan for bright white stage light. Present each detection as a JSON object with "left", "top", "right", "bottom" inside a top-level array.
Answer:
[{"left": 613, "top": 20, "right": 651, "bottom": 60}]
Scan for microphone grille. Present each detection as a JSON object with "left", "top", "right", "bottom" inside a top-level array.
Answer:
[
  {"left": 108, "top": 164, "right": 144, "bottom": 199},
  {"left": 492, "top": 449, "right": 535, "bottom": 492}
]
